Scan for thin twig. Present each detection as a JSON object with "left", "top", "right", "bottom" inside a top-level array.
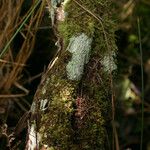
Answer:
[
  {"left": 0, "top": 59, "right": 26, "bottom": 66},
  {"left": 0, "top": 94, "right": 27, "bottom": 98}
]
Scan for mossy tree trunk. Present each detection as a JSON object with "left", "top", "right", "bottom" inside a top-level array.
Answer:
[{"left": 26, "top": 0, "right": 117, "bottom": 149}]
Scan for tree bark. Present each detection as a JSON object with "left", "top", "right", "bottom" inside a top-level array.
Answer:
[{"left": 26, "top": 0, "right": 117, "bottom": 149}]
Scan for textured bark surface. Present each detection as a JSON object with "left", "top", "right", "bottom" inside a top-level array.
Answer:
[{"left": 27, "top": 0, "right": 117, "bottom": 149}]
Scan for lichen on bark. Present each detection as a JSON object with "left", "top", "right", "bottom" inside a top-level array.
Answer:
[
  {"left": 31, "top": 0, "right": 117, "bottom": 149},
  {"left": 66, "top": 33, "right": 92, "bottom": 81}
]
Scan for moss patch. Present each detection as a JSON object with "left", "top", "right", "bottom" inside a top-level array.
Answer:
[{"left": 36, "top": 0, "right": 117, "bottom": 149}]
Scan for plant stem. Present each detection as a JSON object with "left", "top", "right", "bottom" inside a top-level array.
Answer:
[{"left": 137, "top": 17, "right": 144, "bottom": 150}]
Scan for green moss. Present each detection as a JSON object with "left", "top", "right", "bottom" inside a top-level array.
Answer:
[
  {"left": 38, "top": 71, "right": 77, "bottom": 147},
  {"left": 59, "top": 0, "right": 116, "bottom": 50},
  {"left": 37, "top": 0, "right": 117, "bottom": 149},
  {"left": 58, "top": 0, "right": 96, "bottom": 46}
]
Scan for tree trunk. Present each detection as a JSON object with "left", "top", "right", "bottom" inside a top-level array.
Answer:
[{"left": 26, "top": 0, "right": 117, "bottom": 149}]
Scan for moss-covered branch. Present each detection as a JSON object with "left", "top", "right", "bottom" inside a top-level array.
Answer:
[{"left": 28, "top": 0, "right": 117, "bottom": 149}]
